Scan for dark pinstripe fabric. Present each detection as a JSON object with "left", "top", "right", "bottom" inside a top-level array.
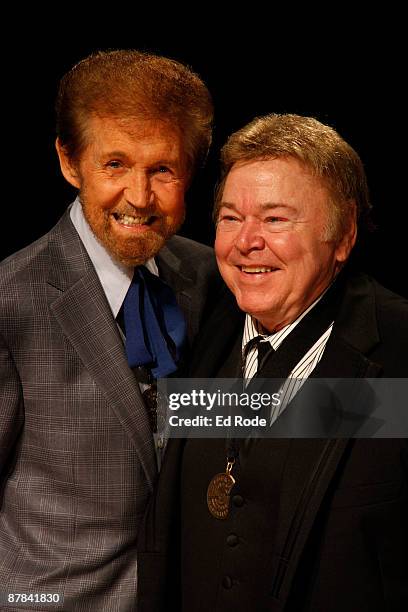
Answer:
[{"left": 0, "top": 210, "right": 218, "bottom": 611}]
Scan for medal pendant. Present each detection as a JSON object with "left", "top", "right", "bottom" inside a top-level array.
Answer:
[{"left": 207, "top": 460, "right": 236, "bottom": 519}]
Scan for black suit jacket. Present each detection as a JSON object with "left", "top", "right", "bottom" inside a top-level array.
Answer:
[
  {"left": 0, "top": 210, "right": 220, "bottom": 611},
  {"left": 138, "top": 272, "right": 408, "bottom": 612}
]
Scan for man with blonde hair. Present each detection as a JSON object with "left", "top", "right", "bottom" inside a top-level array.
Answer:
[
  {"left": 139, "top": 114, "right": 408, "bottom": 611},
  {"left": 0, "top": 49, "right": 218, "bottom": 610}
]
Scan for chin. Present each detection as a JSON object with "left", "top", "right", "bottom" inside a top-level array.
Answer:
[
  {"left": 106, "top": 232, "right": 168, "bottom": 267},
  {"left": 114, "top": 245, "right": 165, "bottom": 267},
  {"left": 234, "top": 287, "right": 265, "bottom": 308},
  {"left": 114, "top": 253, "right": 153, "bottom": 267},
  {"left": 236, "top": 297, "right": 267, "bottom": 318}
]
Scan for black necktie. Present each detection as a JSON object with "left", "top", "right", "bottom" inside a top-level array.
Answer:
[
  {"left": 257, "top": 338, "right": 273, "bottom": 371},
  {"left": 243, "top": 336, "right": 274, "bottom": 379}
]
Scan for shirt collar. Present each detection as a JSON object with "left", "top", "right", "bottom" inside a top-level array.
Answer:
[
  {"left": 242, "top": 287, "right": 331, "bottom": 353},
  {"left": 69, "top": 197, "right": 158, "bottom": 317}
]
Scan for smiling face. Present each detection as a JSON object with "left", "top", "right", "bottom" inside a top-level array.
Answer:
[
  {"left": 215, "top": 157, "right": 356, "bottom": 331},
  {"left": 56, "top": 115, "right": 187, "bottom": 266}
]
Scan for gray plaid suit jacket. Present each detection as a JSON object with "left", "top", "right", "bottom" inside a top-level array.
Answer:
[{"left": 0, "top": 210, "right": 219, "bottom": 611}]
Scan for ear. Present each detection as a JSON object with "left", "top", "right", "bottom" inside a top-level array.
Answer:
[
  {"left": 335, "top": 200, "right": 357, "bottom": 264},
  {"left": 55, "top": 138, "right": 81, "bottom": 189}
]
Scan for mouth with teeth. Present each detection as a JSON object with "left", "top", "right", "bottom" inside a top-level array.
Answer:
[
  {"left": 239, "top": 266, "right": 278, "bottom": 274},
  {"left": 111, "top": 212, "right": 158, "bottom": 229}
]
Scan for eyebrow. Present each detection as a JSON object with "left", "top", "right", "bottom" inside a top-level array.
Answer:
[
  {"left": 101, "top": 150, "right": 128, "bottom": 158},
  {"left": 219, "top": 201, "right": 298, "bottom": 213},
  {"left": 100, "top": 150, "right": 182, "bottom": 167}
]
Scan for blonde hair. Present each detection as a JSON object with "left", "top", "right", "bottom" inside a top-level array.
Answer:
[{"left": 214, "top": 113, "right": 371, "bottom": 240}]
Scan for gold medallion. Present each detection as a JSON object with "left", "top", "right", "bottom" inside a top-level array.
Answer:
[{"left": 207, "top": 460, "right": 236, "bottom": 519}]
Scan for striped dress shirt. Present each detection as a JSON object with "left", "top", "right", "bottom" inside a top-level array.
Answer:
[{"left": 242, "top": 292, "right": 334, "bottom": 425}]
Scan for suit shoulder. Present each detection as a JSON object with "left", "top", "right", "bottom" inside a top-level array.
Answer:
[
  {"left": 371, "top": 278, "right": 408, "bottom": 332},
  {"left": 165, "top": 235, "right": 215, "bottom": 260},
  {"left": 0, "top": 212, "right": 83, "bottom": 295},
  {"left": 163, "top": 235, "right": 219, "bottom": 282},
  {"left": 362, "top": 276, "right": 408, "bottom": 374},
  {"left": 0, "top": 232, "right": 51, "bottom": 288}
]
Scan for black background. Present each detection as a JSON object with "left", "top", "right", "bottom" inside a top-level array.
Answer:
[{"left": 3, "top": 24, "right": 406, "bottom": 297}]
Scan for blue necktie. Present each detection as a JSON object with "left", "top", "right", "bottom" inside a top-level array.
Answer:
[{"left": 123, "top": 266, "right": 187, "bottom": 379}]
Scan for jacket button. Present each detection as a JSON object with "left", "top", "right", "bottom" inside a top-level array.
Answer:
[
  {"left": 226, "top": 533, "right": 239, "bottom": 547},
  {"left": 232, "top": 494, "right": 244, "bottom": 507},
  {"left": 222, "top": 576, "right": 233, "bottom": 589}
]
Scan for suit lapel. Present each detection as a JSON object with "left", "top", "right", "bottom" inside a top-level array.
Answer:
[
  {"left": 46, "top": 212, "right": 157, "bottom": 488},
  {"left": 270, "top": 439, "right": 350, "bottom": 606},
  {"left": 312, "top": 333, "right": 383, "bottom": 378}
]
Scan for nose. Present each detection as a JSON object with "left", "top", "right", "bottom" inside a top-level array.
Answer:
[
  {"left": 235, "top": 220, "right": 266, "bottom": 254},
  {"left": 124, "top": 170, "right": 153, "bottom": 208}
]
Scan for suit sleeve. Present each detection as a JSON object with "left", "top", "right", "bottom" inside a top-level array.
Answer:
[{"left": 0, "top": 332, "right": 24, "bottom": 479}]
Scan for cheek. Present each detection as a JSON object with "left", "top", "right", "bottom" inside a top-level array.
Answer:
[
  {"left": 214, "top": 232, "right": 235, "bottom": 261},
  {"left": 292, "top": 242, "right": 334, "bottom": 282},
  {"left": 214, "top": 236, "right": 222, "bottom": 260},
  {"left": 265, "top": 233, "right": 304, "bottom": 263},
  {"left": 82, "top": 179, "right": 121, "bottom": 207},
  {"left": 157, "top": 187, "right": 185, "bottom": 216}
]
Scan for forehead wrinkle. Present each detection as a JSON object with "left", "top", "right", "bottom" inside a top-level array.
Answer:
[
  {"left": 259, "top": 202, "right": 298, "bottom": 213},
  {"left": 219, "top": 201, "right": 238, "bottom": 210},
  {"left": 86, "top": 115, "right": 181, "bottom": 149}
]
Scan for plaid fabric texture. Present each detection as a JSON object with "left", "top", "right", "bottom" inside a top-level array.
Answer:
[{"left": 0, "top": 210, "right": 218, "bottom": 611}]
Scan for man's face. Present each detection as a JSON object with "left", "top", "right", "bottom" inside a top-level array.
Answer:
[
  {"left": 215, "top": 157, "right": 356, "bottom": 331},
  {"left": 57, "top": 115, "right": 187, "bottom": 266}
]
